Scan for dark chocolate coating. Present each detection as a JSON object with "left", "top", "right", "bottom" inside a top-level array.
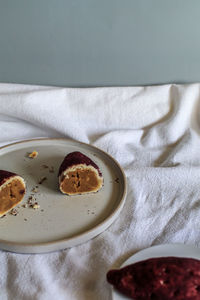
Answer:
[
  {"left": 0, "top": 170, "right": 17, "bottom": 186},
  {"left": 107, "top": 256, "right": 200, "bottom": 300},
  {"left": 58, "top": 151, "right": 102, "bottom": 177}
]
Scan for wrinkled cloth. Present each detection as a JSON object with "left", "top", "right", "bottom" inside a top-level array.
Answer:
[{"left": 0, "top": 82, "right": 200, "bottom": 300}]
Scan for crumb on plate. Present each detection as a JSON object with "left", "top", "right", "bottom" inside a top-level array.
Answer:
[
  {"left": 31, "top": 187, "right": 39, "bottom": 193},
  {"left": 41, "top": 164, "right": 49, "bottom": 169},
  {"left": 32, "top": 203, "right": 40, "bottom": 209},
  {"left": 10, "top": 208, "right": 18, "bottom": 216},
  {"left": 28, "top": 150, "right": 38, "bottom": 159},
  {"left": 49, "top": 166, "right": 54, "bottom": 173},
  {"left": 38, "top": 177, "right": 47, "bottom": 184}
]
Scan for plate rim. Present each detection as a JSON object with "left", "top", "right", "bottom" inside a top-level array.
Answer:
[
  {"left": 121, "top": 243, "right": 200, "bottom": 266},
  {"left": 0, "top": 138, "right": 127, "bottom": 253}
]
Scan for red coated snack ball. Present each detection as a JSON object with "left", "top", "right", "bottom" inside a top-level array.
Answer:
[{"left": 107, "top": 256, "right": 200, "bottom": 300}]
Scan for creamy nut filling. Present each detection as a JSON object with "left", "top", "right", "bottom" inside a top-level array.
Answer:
[
  {"left": 60, "top": 168, "right": 99, "bottom": 194},
  {"left": 0, "top": 179, "right": 25, "bottom": 215}
]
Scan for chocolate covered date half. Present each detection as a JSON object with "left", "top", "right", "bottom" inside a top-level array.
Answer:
[
  {"left": 0, "top": 170, "right": 26, "bottom": 216},
  {"left": 107, "top": 256, "right": 200, "bottom": 300},
  {"left": 58, "top": 151, "right": 103, "bottom": 195}
]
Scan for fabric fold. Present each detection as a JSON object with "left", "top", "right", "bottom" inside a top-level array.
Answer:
[{"left": 0, "top": 83, "right": 200, "bottom": 300}]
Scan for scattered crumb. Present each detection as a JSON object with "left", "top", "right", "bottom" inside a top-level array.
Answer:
[
  {"left": 0, "top": 214, "right": 6, "bottom": 219},
  {"left": 87, "top": 209, "right": 95, "bottom": 215},
  {"left": 41, "top": 164, "right": 49, "bottom": 169},
  {"left": 38, "top": 177, "right": 47, "bottom": 184},
  {"left": 10, "top": 208, "right": 18, "bottom": 216},
  {"left": 28, "top": 150, "right": 38, "bottom": 159},
  {"left": 49, "top": 166, "right": 54, "bottom": 173},
  {"left": 22, "top": 204, "right": 28, "bottom": 208},
  {"left": 28, "top": 196, "right": 34, "bottom": 205},
  {"left": 32, "top": 203, "right": 40, "bottom": 209},
  {"left": 41, "top": 165, "right": 55, "bottom": 173},
  {"left": 24, "top": 218, "right": 27, "bottom": 221},
  {"left": 31, "top": 187, "right": 39, "bottom": 193},
  {"left": 115, "top": 177, "right": 119, "bottom": 183},
  {"left": 41, "top": 209, "right": 44, "bottom": 212}
]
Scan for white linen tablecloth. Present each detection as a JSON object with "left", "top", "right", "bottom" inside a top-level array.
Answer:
[{"left": 1, "top": 82, "right": 200, "bottom": 300}]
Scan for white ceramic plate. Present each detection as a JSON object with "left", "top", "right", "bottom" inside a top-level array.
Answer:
[
  {"left": 112, "top": 243, "right": 200, "bottom": 300},
  {"left": 0, "top": 138, "right": 126, "bottom": 254}
]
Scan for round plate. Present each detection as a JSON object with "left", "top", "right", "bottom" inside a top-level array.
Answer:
[
  {"left": 112, "top": 243, "right": 200, "bottom": 300},
  {"left": 0, "top": 138, "right": 126, "bottom": 254}
]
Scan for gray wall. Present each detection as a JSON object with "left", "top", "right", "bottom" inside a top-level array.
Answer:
[{"left": 0, "top": 0, "right": 200, "bottom": 87}]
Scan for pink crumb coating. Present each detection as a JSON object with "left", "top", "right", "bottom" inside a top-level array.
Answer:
[
  {"left": 58, "top": 151, "right": 102, "bottom": 177},
  {"left": 107, "top": 256, "right": 200, "bottom": 300}
]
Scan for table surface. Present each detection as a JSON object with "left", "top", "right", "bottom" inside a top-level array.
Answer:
[{"left": 1, "top": 0, "right": 200, "bottom": 87}]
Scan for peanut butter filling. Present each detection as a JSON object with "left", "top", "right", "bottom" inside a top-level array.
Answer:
[
  {"left": 60, "top": 168, "right": 100, "bottom": 194},
  {"left": 0, "top": 179, "right": 25, "bottom": 215}
]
